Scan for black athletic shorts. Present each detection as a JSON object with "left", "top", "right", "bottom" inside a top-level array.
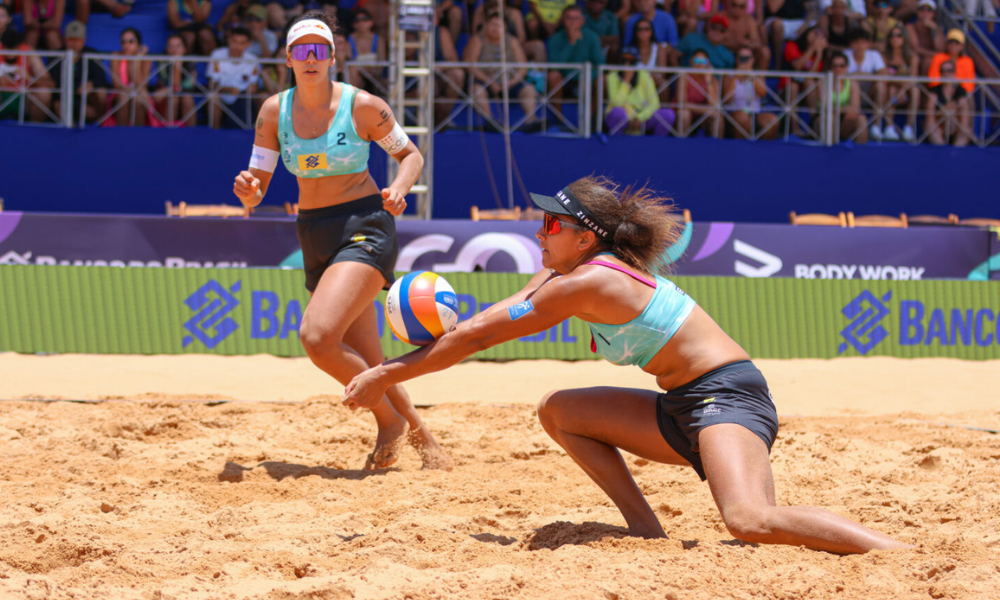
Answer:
[
  {"left": 295, "top": 194, "right": 398, "bottom": 292},
  {"left": 656, "top": 360, "right": 779, "bottom": 481}
]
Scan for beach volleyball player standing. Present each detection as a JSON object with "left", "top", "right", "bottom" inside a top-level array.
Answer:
[{"left": 232, "top": 11, "right": 452, "bottom": 470}]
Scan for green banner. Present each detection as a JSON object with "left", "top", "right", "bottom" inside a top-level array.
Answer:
[{"left": 1, "top": 266, "right": 998, "bottom": 359}]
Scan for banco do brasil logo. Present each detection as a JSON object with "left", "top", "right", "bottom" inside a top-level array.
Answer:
[
  {"left": 838, "top": 288, "right": 999, "bottom": 355},
  {"left": 839, "top": 290, "right": 892, "bottom": 355},
  {"left": 183, "top": 280, "right": 241, "bottom": 349}
]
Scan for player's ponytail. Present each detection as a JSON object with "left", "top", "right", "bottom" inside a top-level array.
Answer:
[{"left": 567, "top": 176, "right": 682, "bottom": 274}]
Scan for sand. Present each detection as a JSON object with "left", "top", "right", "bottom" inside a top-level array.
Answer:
[{"left": 1, "top": 353, "right": 999, "bottom": 599}]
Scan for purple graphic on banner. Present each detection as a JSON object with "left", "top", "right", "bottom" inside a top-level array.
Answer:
[
  {"left": 691, "top": 222, "right": 734, "bottom": 262},
  {"left": 0, "top": 212, "right": 23, "bottom": 246},
  {"left": 0, "top": 213, "right": 996, "bottom": 280}
]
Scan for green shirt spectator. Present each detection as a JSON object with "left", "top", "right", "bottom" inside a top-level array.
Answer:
[{"left": 547, "top": 28, "right": 605, "bottom": 72}]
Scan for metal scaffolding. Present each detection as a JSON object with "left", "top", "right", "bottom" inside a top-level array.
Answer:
[{"left": 387, "top": 0, "right": 436, "bottom": 219}]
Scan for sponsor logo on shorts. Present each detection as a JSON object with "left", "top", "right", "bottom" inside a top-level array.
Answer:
[
  {"left": 183, "top": 280, "right": 242, "bottom": 349},
  {"left": 839, "top": 290, "right": 892, "bottom": 355},
  {"left": 297, "top": 153, "right": 328, "bottom": 171},
  {"left": 351, "top": 234, "right": 367, "bottom": 243}
]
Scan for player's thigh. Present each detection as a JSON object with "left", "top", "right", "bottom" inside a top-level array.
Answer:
[
  {"left": 699, "top": 423, "right": 776, "bottom": 512},
  {"left": 302, "top": 261, "right": 387, "bottom": 341},
  {"left": 539, "top": 386, "right": 690, "bottom": 467}
]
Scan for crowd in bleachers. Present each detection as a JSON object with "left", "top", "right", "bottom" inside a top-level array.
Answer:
[{"left": 0, "top": 0, "right": 997, "bottom": 144}]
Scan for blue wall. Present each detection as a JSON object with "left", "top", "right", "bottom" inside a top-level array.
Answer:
[{"left": 2, "top": 124, "right": 997, "bottom": 222}]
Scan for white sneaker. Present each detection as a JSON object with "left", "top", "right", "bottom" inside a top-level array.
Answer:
[
  {"left": 902, "top": 125, "right": 915, "bottom": 142},
  {"left": 883, "top": 125, "right": 900, "bottom": 141},
  {"left": 869, "top": 124, "right": 882, "bottom": 140}
]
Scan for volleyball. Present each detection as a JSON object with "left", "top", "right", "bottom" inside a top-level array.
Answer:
[{"left": 385, "top": 271, "right": 460, "bottom": 346}]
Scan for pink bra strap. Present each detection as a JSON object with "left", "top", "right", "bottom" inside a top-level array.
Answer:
[{"left": 585, "top": 260, "right": 657, "bottom": 288}]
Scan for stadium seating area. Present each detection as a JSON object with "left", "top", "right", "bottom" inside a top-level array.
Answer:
[{"left": 2, "top": 0, "right": 999, "bottom": 145}]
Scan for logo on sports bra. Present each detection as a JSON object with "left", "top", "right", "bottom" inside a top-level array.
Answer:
[{"left": 297, "top": 153, "right": 329, "bottom": 171}]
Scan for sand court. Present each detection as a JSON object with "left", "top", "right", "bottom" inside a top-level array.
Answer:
[{"left": 1, "top": 353, "right": 998, "bottom": 599}]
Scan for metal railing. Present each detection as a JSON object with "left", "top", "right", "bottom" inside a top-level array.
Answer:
[
  {"left": 0, "top": 48, "right": 72, "bottom": 126},
  {"left": 433, "top": 61, "right": 592, "bottom": 137},
  {"left": 834, "top": 73, "right": 1000, "bottom": 147},
  {"left": 596, "top": 65, "right": 833, "bottom": 144},
  {"left": 4, "top": 49, "right": 1000, "bottom": 149}
]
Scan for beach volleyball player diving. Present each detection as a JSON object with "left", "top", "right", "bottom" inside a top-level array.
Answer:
[
  {"left": 345, "top": 176, "right": 912, "bottom": 553},
  {"left": 232, "top": 11, "right": 452, "bottom": 471}
]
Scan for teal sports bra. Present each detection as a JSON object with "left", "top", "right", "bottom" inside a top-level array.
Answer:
[
  {"left": 278, "top": 83, "right": 370, "bottom": 178},
  {"left": 585, "top": 259, "right": 696, "bottom": 368}
]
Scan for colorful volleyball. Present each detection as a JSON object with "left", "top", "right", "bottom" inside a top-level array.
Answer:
[{"left": 385, "top": 271, "right": 460, "bottom": 346}]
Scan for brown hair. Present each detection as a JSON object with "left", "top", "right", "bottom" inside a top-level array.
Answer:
[{"left": 566, "top": 176, "right": 682, "bottom": 273}]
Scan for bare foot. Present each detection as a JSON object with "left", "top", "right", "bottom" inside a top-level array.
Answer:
[
  {"left": 363, "top": 420, "right": 408, "bottom": 471},
  {"left": 407, "top": 426, "right": 454, "bottom": 471}
]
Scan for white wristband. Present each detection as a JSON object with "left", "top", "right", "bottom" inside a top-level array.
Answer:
[
  {"left": 249, "top": 145, "right": 280, "bottom": 173},
  {"left": 375, "top": 121, "right": 410, "bottom": 155}
]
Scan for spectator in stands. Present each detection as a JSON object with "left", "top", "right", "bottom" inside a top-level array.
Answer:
[
  {"left": 151, "top": 32, "right": 197, "bottom": 126},
  {"left": 347, "top": 8, "right": 384, "bottom": 91},
  {"left": 526, "top": 0, "right": 575, "bottom": 45},
  {"left": 925, "top": 58, "right": 972, "bottom": 146},
  {"left": 169, "top": 0, "right": 217, "bottom": 55},
  {"left": 630, "top": 18, "right": 668, "bottom": 92},
  {"left": 889, "top": 0, "right": 918, "bottom": 22},
  {"left": 547, "top": 4, "right": 604, "bottom": 118},
  {"left": 961, "top": 0, "right": 998, "bottom": 35},
  {"left": 670, "top": 13, "right": 734, "bottom": 68},
  {"left": 824, "top": 50, "right": 868, "bottom": 142},
  {"left": 782, "top": 25, "right": 826, "bottom": 136},
  {"left": 724, "top": 46, "right": 778, "bottom": 138},
  {"left": 843, "top": 28, "right": 888, "bottom": 139},
  {"left": 52, "top": 20, "right": 108, "bottom": 124},
  {"left": 434, "top": 15, "right": 465, "bottom": 126},
  {"left": 723, "top": 0, "right": 770, "bottom": 70},
  {"left": 906, "top": 0, "right": 943, "bottom": 74},
  {"left": 0, "top": 16, "right": 55, "bottom": 122},
  {"left": 110, "top": 26, "right": 151, "bottom": 126},
  {"left": 472, "top": 0, "right": 528, "bottom": 46},
  {"left": 208, "top": 26, "right": 259, "bottom": 128},
  {"left": 245, "top": 4, "right": 278, "bottom": 58},
  {"left": 623, "top": 0, "right": 678, "bottom": 48},
  {"left": 21, "top": 0, "right": 64, "bottom": 49},
  {"left": 675, "top": 0, "right": 710, "bottom": 38},
  {"left": 821, "top": 0, "right": 863, "bottom": 20},
  {"left": 583, "top": 0, "right": 620, "bottom": 61},
  {"left": 436, "top": 0, "right": 463, "bottom": 42},
  {"left": 604, "top": 47, "right": 675, "bottom": 135},
  {"left": 676, "top": 49, "right": 721, "bottom": 137},
  {"left": 765, "top": 0, "right": 808, "bottom": 69},
  {"left": 877, "top": 24, "right": 917, "bottom": 142},
  {"left": 818, "top": 0, "right": 855, "bottom": 52},
  {"left": 863, "top": 0, "right": 896, "bottom": 52},
  {"left": 263, "top": 0, "right": 301, "bottom": 34},
  {"left": 465, "top": 10, "right": 543, "bottom": 132},
  {"left": 74, "top": 0, "right": 133, "bottom": 25}
]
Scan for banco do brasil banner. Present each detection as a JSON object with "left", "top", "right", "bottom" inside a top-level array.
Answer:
[
  {"left": 0, "top": 212, "right": 996, "bottom": 280},
  {"left": 1, "top": 266, "right": 998, "bottom": 360}
]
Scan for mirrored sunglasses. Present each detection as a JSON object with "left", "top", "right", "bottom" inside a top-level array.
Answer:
[
  {"left": 290, "top": 43, "right": 332, "bottom": 61},
  {"left": 543, "top": 213, "right": 586, "bottom": 235}
]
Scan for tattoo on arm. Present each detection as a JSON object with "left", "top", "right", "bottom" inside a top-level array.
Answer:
[
  {"left": 255, "top": 117, "right": 264, "bottom": 137},
  {"left": 375, "top": 108, "right": 391, "bottom": 128}
]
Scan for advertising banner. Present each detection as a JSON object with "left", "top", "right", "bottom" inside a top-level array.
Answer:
[
  {"left": 0, "top": 212, "right": 996, "bottom": 280},
  {"left": 1, "top": 266, "right": 999, "bottom": 360}
]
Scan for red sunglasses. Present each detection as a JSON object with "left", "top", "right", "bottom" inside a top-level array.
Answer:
[{"left": 543, "top": 213, "right": 587, "bottom": 235}]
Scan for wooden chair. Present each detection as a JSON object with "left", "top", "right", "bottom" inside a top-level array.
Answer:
[
  {"left": 165, "top": 201, "right": 250, "bottom": 218},
  {"left": 789, "top": 211, "right": 848, "bottom": 226},
  {"left": 847, "top": 212, "right": 908, "bottom": 228},
  {"left": 958, "top": 217, "right": 1000, "bottom": 228},
  {"left": 470, "top": 206, "right": 521, "bottom": 221},
  {"left": 907, "top": 214, "right": 959, "bottom": 226},
  {"left": 520, "top": 208, "right": 546, "bottom": 221}
]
